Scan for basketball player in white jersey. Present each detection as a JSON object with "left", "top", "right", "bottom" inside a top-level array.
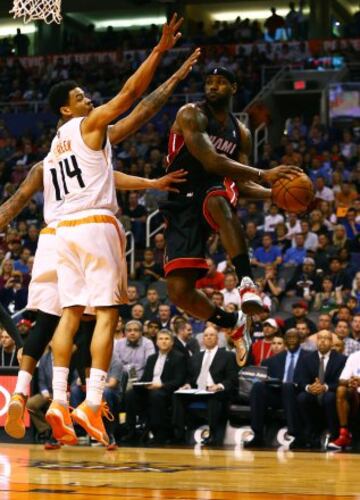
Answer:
[{"left": 1, "top": 43, "right": 199, "bottom": 443}]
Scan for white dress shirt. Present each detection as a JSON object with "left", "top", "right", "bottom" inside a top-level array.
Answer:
[
  {"left": 197, "top": 346, "right": 219, "bottom": 388},
  {"left": 152, "top": 352, "right": 167, "bottom": 383}
]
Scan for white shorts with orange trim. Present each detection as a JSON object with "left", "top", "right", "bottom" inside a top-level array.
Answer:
[
  {"left": 56, "top": 211, "right": 128, "bottom": 308},
  {"left": 27, "top": 226, "right": 62, "bottom": 317}
]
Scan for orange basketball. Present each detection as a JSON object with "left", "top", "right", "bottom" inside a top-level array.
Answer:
[{"left": 272, "top": 173, "right": 314, "bottom": 214}]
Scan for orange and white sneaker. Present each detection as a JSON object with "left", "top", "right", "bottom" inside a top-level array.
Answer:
[
  {"left": 45, "top": 401, "right": 78, "bottom": 445},
  {"left": 5, "top": 393, "right": 27, "bottom": 439},
  {"left": 71, "top": 401, "right": 109, "bottom": 446},
  {"left": 239, "top": 277, "right": 264, "bottom": 315}
]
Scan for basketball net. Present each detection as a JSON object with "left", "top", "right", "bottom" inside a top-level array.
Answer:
[{"left": 10, "top": 0, "right": 62, "bottom": 24}]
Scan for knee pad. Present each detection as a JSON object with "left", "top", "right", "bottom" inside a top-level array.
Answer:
[{"left": 22, "top": 311, "right": 59, "bottom": 361}]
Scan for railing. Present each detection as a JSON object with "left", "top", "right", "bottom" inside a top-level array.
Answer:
[
  {"left": 146, "top": 209, "right": 165, "bottom": 248},
  {"left": 254, "top": 123, "right": 269, "bottom": 165},
  {"left": 125, "top": 231, "right": 135, "bottom": 275},
  {"left": 234, "top": 112, "right": 249, "bottom": 128}
]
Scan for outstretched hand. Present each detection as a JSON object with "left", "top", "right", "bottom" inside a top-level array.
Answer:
[
  {"left": 153, "top": 169, "right": 188, "bottom": 192},
  {"left": 175, "top": 48, "right": 201, "bottom": 80},
  {"left": 156, "top": 13, "right": 184, "bottom": 53}
]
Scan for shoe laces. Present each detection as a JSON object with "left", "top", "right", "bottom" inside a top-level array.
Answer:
[{"left": 100, "top": 401, "right": 114, "bottom": 422}]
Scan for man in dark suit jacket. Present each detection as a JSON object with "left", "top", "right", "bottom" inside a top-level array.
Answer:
[
  {"left": 124, "top": 329, "right": 186, "bottom": 443},
  {"left": 173, "top": 317, "right": 200, "bottom": 360},
  {"left": 173, "top": 326, "right": 238, "bottom": 446},
  {"left": 297, "top": 330, "right": 347, "bottom": 446},
  {"left": 245, "top": 329, "right": 308, "bottom": 449}
]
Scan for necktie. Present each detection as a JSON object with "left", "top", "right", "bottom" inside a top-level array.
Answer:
[
  {"left": 197, "top": 350, "right": 212, "bottom": 390},
  {"left": 318, "top": 355, "right": 325, "bottom": 384},
  {"left": 285, "top": 353, "right": 295, "bottom": 383}
]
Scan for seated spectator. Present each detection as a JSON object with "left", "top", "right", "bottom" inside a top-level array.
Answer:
[
  {"left": 173, "top": 317, "right": 199, "bottom": 359},
  {"left": 0, "top": 328, "right": 18, "bottom": 367},
  {"left": 158, "top": 304, "right": 172, "bottom": 329},
  {"left": 134, "top": 249, "right": 163, "bottom": 286},
  {"left": 142, "top": 288, "right": 161, "bottom": 321},
  {"left": 350, "top": 313, "right": 360, "bottom": 341},
  {"left": 332, "top": 337, "right": 345, "bottom": 354},
  {"left": 295, "top": 220, "right": 318, "bottom": 252},
  {"left": 245, "top": 222, "right": 262, "bottom": 255},
  {"left": 284, "top": 301, "right": 317, "bottom": 334},
  {"left": 0, "top": 259, "right": 14, "bottom": 289},
  {"left": 13, "top": 247, "right": 31, "bottom": 275},
  {"left": 196, "top": 258, "right": 225, "bottom": 294},
  {"left": 271, "top": 334, "right": 286, "bottom": 355},
  {"left": 286, "top": 212, "right": 301, "bottom": 239},
  {"left": 314, "top": 233, "right": 337, "bottom": 272},
  {"left": 313, "top": 276, "right": 343, "bottom": 313},
  {"left": 71, "top": 352, "right": 124, "bottom": 450},
  {"left": 332, "top": 225, "right": 351, "bottom": 253},
  {"left": 131, "top": 303, "right": 145, "bottom": 323},
  {"left": 251, "top": 318, "right": 279, "bottom": 366},
  {"left": 123, "top": 329, "right": 186, "bottom": 444},
  {"left": 245, "top": 329, "right": 307, "bottom": 449},
  {"left": 123, "top": 191, "right": 147, "bottom": 246},
  {"left": 211, "top": 291, "right": 224, "bottom": 309},
  {"left": 314, "top": 176, "right": 335, "bottom": 204},
  {"left": 251, "top": 234, "right": 282, "bottom": 268},
  {"left": 144, "top": 319, "right": 161, "bottom": 347},
  {"left": 335, "top": 182, "right": 358, "bottom": 215},
  {"left": 114, "top": 320, "right": 155, "bottom": 384},
  {"left": 335, "top": 320, "right": 360, "bottom": 357},
  {"left": 221, "top": 272, "right": 240, "bottom": 309},
  {"left": 328, "top": 350, "right": 360, "bottom": 450},
  {"left": 296, "top": 320, "right": 316, "bottom": 351},
  {"left": 309, "top": 209, "right": 332, "bottom": 235},
  {"left": 351, "top": 272, "right": 360, "bottom": 303},
  {"left": 297, "top": 330, "right": 346, "bottom": 448},
  {"left": 119, "top": 285, "right": 139, "bottom": 322},
  {"left": 261, "top": 264, "right": 285, "bottom": 305},
  {"left": 264, "top": 204, "right": 284, "bottom": 233},
  {"left": 113, "top": 317, "right": 125, "bottom": 345},
  {"left": 283, "top": 233, "right": 306, "bottom": 267},
  {"left": 273, "top": 222, "right": 291, "bottom": 254},
  {"left": 152, "top": 232, "right": 165, "bottom": 266},
  {"left": 317, "top": 313, "right": 333, "bottom": 332},
  {"left": 0, "top": 270, "right": 28, "bottom": 313},
  {"left": 327, "top": 256, "right": 352, "bottom": 292},
  {"left": 342, "top": 207, "right": 360, "bottom": 240},
  {"left": 173, "top": 326, "right": 238, "bottom": 446},
  {"left": 26, "top": 347, "right": 58, "bottom": 448}
]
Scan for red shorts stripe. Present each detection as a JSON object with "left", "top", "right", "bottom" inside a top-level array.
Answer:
[
  {"left": 202, "top": 178, "right": 239, "bottom": 231},
  {"left": 164, "top": 257, "right": 209, "bottom": 277}
]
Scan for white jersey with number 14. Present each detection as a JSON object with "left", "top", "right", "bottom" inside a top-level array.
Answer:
[{"left": 49, "top": 116, "right": 118, "bottom": 217}]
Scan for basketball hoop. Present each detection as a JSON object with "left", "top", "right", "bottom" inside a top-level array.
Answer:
[{"left": 10, "top": 0, "right": 62, "bottom": 24}]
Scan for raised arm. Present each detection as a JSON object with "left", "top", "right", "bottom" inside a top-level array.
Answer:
[
  {"left": 83, "top": 14, "right": 183, "bottom": 133},
  {"left": 177, "top": 105, "right": 302, "bottom": 184},
  {"left": 108, "top": 48, "right": 200, "bottom": 145},
  {"left": 0, "top": 161, "right": 43, "bottom": 230}
]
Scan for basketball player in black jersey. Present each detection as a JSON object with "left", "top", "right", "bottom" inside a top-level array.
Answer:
[{"left": 160, "top": 67, "right": 301, "bottom": 355}]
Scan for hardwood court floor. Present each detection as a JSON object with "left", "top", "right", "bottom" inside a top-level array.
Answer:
[{"left": 0, "top": 444, "right": 359, "bottom": 500}]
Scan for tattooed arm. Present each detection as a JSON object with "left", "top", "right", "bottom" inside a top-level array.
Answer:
[
  {"left": 108, "top": 48, "right": 200, "bottom": 145},
  {"left": 0, "top": 161, "right": 43, "bottom": 230},
  {"left": 176, "top": 106, "right": 302, "bottom": 183}
]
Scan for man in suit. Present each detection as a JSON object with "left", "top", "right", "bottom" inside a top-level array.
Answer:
[
  {"left": 245, "top": 329, "right": 308, "bottom": 449},
  {"left": 173, "top": 326, "right": 238, "bottom": 446},
  {"left": 123, "top": 329, "right": 186, "bottom": 444},
  {"left": 297, "top": 330, "right": 347, "bottom": 447},
  {"left": 173, "top": 317, "right": 200, "bottom": 359}
]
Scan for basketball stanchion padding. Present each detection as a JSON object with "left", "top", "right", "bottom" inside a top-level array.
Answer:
[{"left": 10, "top": 0, "right": 62, "bottom": 24}]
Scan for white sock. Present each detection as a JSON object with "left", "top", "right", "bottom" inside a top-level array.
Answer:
[
  {"left": 14, "top": 370, "right": 32, "bottom": 396},
  {"left": 87, "top": 368, "right": 107, "bottom": 407},
  {"left": 52, "top": 367, "right": 69, "bottom": 403}
]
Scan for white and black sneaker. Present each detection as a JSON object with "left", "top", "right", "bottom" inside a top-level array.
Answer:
[
  {"left": 239, "top": 276, "right": 264, "bottom": 315},
  {"left": 230, "top": 310, "right": 252, "bottom": 355}
]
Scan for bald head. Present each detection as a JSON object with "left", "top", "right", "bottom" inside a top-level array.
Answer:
[
  {"left": 317, "top": 329, "right": 333, "bottom": 354},
  {"left": 203, "top": 326, "right": 218, "bottom": 349}
]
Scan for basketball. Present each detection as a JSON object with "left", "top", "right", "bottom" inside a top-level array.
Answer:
[{"left": 272, "top": 173, "right": 314, "bottom": 214}]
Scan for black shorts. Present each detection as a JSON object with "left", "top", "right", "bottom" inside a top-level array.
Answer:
[{"left": 160, "top": 197, "right": 210, "bottom": 278}]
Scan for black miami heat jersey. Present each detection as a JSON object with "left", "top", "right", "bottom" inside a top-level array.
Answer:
[{"left": 166, "top": 102, "right": 242, "bottom": 199}]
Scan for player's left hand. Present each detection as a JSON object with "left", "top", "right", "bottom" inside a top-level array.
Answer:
[
  {"left": 153, "top": 169, "right": 188, "bottom": 192},
  {"left": 156, "top": 13, "right": 184, "bottom": 52}
]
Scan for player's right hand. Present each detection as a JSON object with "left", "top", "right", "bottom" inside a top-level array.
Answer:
[
  {"left": 175, "top": 48, "right": 201, "bottom": 80},
  {"left": 262, "top": 165, "right": 303, "bottom": 184},
  {"left": 156, "top": 13, "right": 184, "bottom": 52}
]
